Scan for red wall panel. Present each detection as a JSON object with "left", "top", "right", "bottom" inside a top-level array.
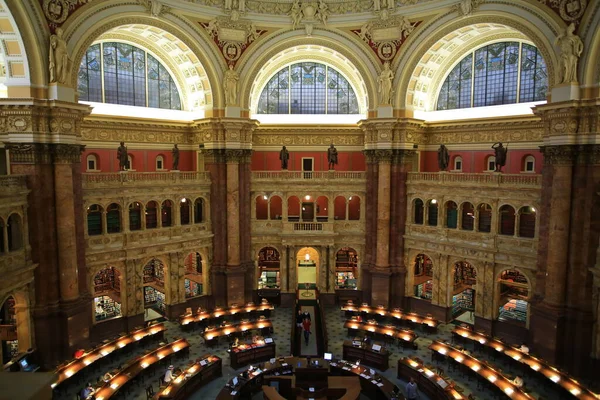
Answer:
[
  {"left": 419, "top": 149, "right": 543, "bottom": 174},
  {"left": 250, "top": 151, "right": 366, "bottom": 171},
  {"left": 82, "top": 148, "right": 195, "bottom": 172}
]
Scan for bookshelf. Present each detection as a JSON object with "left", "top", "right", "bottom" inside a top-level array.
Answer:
[
  {"left": 94, "top": 295, "right": 121, "bottom": 321},
  {"left": 499, "top": 299, "right": 527, "bottom": 323},
  {"left": 452, "top": 288, "right": 474, "bottom": 318},
  {"left": 144, "top": 286, "right": 166, "bottom": 313},
  {"left": 94, "top": 267, "right": 120, "bottom": 294},
  {"left": 143, "top": 259, "right": 165, "bottom": 287},
  {"left": 453, "top": 262, "right": 476, "bottom": 291},
  {"left": 185, "top": 279, "right": 203, "bottom": 298},
  {"left": 335, "top": 248, "right": 358, "bottom": 289},
  {"left": 414, "top": 280, "right": 432, "bottom": 300},
  {"left": 1, "top": 297, "right": 16, "bottom": 325},
  {"left": 258, "top": 248, "right": 281, "bottom": 289}
]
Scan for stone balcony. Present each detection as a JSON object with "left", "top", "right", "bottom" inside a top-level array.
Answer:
[
  {"left": 251, "top": 171, "right": 366, "bottom": 192},
  {"left": 83, "top": 171, "right": 211, "bottom": 190},
  {"left": 407, "top": 172, "right": 541, "bottom": 188},
  {"left": 0, "top": 175, "right": 28, "bottom": 195}
]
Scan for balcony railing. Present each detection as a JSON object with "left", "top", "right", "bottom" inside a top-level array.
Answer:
[
  {"left": 407, "top": 172, "right": 541, "bottom": 188},
  {"left": 282, "top": 222, "right": 334, "bottom": 234},
  {"left": 252, "top": 171, "right": 366, "bottom": 181},
  {"left": 83, "top": 171, "right": 211, "bottom": 189},
  {"left": 0, "top": 175, "right": 28, "bottom": 194}
]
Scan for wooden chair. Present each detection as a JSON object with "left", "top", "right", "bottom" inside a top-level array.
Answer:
[{"left": 146, "top": 385, "right": 155, "bottom": 399}]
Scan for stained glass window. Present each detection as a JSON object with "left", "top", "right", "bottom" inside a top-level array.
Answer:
[
  {"left": 257, "top": 62, "right": 359, "bottom": 114},
  {"left": 78, "top": 42, "right": 181, "bottom": 110},
  {"left": 437, "top": 42, "right": 547, "bottom": 110}
]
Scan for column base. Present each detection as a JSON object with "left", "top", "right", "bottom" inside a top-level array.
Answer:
[
  {"left": 48, "top": 83, "right": 75, "bottom": 102},
  {"left": 551, "top": 83, "right": 580, "bottom": 101},
  {"left": 376, "top": 105, "right": 393, "bottom": 118},
  {"left": 529, "top": 301, "right": 566, "bottom": 364},
  {"left": 225, "top": 266, "right": 247, "bottom": 306}
]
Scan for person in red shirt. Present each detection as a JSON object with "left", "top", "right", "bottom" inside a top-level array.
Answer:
[{"left": 302, "top": 318, "right": 311, "bottom": 346}]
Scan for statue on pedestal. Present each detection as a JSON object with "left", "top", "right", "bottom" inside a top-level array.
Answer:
[
  {"left": 327, "top": 143, "right": 338, "bottom": 170},
  {"left": 117, "top": 141, "right": 128, "bottom": 171},
  {"left": 49, "top": 28, "right": 69, "bottom": 84},
  {"left": 437, "top": 144, "right": 450, "bottom": 171},
  {"left": 172, "top": 144, "right": 180, "bottom": 170},
  {"left": 280, "top": 146, "right": 289, "bottom": 169},
  {"left": 555, "top": 23, "right": 584, "bottom": 84},
  {"left": 378, "top": 61, "right": 394, "bottom": 105},
  {"left": 492, "top": 142, "right": 508, "bottom": 172},
  {"left": 224, "top": 64, "right": 239, "bottom": 106}
]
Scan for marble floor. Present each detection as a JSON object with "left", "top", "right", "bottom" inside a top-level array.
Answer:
[{"left": 55, "top": 305, "right": 589, "bottom": 400}]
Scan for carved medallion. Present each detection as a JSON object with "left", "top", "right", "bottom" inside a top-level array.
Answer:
[
  {"left": 43, "top": 0, "right": 69, "bottom": 24},
  {"left": 559, "top": 0, "right": 586, "bottom": 21}
]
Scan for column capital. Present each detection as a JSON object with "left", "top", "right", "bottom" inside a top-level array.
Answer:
[
  {"left": 540, "top": 144, "right": 600, "bottom": 165},
  {"left": 52, "top": 144, "right": 85, "bottom": 164},
  {"left": 363, "top": 149, "right": 416, "bottom": 164},
  {"left": 4, "top": 143, "right": 53, "bottom": 164},
  {"left": 225, "top": 149, "right": 253, "bottom": 163}
]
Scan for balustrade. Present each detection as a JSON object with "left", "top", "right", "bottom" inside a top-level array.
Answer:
[
  {"left": 407, "top": 172, "right": 541, "bottom": 187},
  {"left": 82, "top": 171, "right": 211, "bottom": 189}
]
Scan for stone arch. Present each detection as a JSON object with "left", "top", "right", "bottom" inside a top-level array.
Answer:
[
  {"left": 447, "top": 257, "right": 482, "bottom": 317},
  {"left": 65, "top": 8, "right": 220, "bottom": 109},
  {"left": 295, "top": 246, "right": 322, "bottom": 291},
  {"left": 238, "top": 30, "right": 378, "bottom": 113},
  {"left": 88, "top": 263, "right": 126, "bottom": 322},
  {"left": 394, "top": 6, "right": 561, "bottom": 110},
  {"left": 494, "top": 266, "right": 534, "bottom": 324},
  {"left": 405, "top": 249, "right": 437, "bottom": 300},
  {"left": 579, "top": 0, "right": 600, "bottom": 87},
  {"left": 0, "top": 286, "right": 33, "bottom": 358}
]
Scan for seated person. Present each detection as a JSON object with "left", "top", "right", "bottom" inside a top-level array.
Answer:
[
  {"left": 164, "top": 365, "right": 175, "bottom": 384},
  {"left": 519, "top": 343, "right": 530, "bottom": 354},
  {"left": 512, "top": 375, "right": 524, "bottom": 388},
  {"left": 79, "top": 383, "right": 95, "bottom": 400}
]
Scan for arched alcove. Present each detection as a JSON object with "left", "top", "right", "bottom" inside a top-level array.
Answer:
[
  {"left": 296, "top": 247, "right": 320, "bottom": 291},
  {"left": 413, "top": 254, "right": 433, "bottom": 301},
  {"left": 93, "top": 266, "right": 122, "bottom": 322},
  {"left": 270, "top": 196, "right": 283, "bottom": 220},
  {"left": 129, "top": 201, "right": 143, "bottom": 231},
  {"left": 142, "top": 258, "right": 166, "bottom": 319},
  {"left": 180, "top": 198, "right": 191, "bottom": 225},
  {"left": 184, "top": 252, "right": 205, "bottom": 298},
  {"left": 258, "top": 247, "right": 281, "bottom": 290},
  {"left": 451, "top": 261, "right": 477, "bottom": 323},
  {"left": 335, "top": 247, "right": 358, "bottom": 289},
  {"left": 106, "top": 203, "right": 121, "bottom": 233},
  {"left": 287, "top": 196, "right": 300, "bottom": 222},
  {"left": 497, "top": 269, "right": 530, "bottom": 325},
  {"left": 256, "top": 195, "right": 268, "bottom": 220},
  {"left": 348, "top": 196, "right": 361, "bottom": 221},
  {"left": 86, "top": 205, "right": 103, "bottom": 236}
]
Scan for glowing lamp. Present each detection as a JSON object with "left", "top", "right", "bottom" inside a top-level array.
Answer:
[
  {"left": 182, "top": 321, "right": 190, "bottom": 325},
  {"left": 460, "top": 332, "right": 469, "bottom": 338},
  {"left": 471, "top": 364, "right": 480, "bottom": 372},
  {"left": 530, "top": 364, "right": 540, "bottom": 371},
  {"left": 189, "top": 366, "right": 197, "bottom": 374},
  {"left": 207, "top": 335, "right": 214, "bottom": 340},
  {"left": 65, "top": 370, "right": 74, "bottom": 377},
  {"left": 174, "top": 376, "right": 183, "bottom": 384},
  {"left": 479, "top": 339, "right": 486, "bottom": 344},
  {"left": 110, "top": 383, "right": 119, "bottom": 389},
  {"left": 101, "top": 350, "right": 110, "bottom": 356},
  {"left": 224, "top": 330, "right": 232, "bottom": 335},
  {"left": 141, "top": 362, "right": 149, "bottom": 368},
  {"left": 488, "top": 375, "right": 496, "bottom": 383},
  {"left": 504, "top": 387, "right": 514, "bottom": 395},
  {"left": 158, "top": 354, "right": 165, "bottom": 360},
  {"left": 96, "top": 397, "right": 104, "bottom": 400},
  {"left": 403, "top": 335, "right": 411, "bottom": 341},
  {"left": 258, "top": 324, "right": 265, "bottom": 329},
  {"left": 495, "top": 346, "right": 503, "bottom": 352},
  {"left": 386, "top": 331, "right": 393, "bottom": 336},
  {"left": 368, "top": 327, "right": 375, "bottom": 332},
  {"left": 84, "top": 359, "right": 91, "bottom": 366},
  {"left": 570, "top": 388, "right": 580, "bottom": 396},
  {"left": 455, "top": 356, "right": 464, "bottom": 363},
  {"left": 512, "top": 354, "right": 521, "bottom": 361},
  {"left": 173, "top": 345, "right": 181, "bottom": 352},
  {"left": 163, "top": 388, "right": 171, "bottom": 395},
  {"left": 438, "top": 348, "right": 447, "bottom": 355},
  {"left": 134, "top": 335, "right": 143, "bottom": 341},
  {"left": 242, "top": 327, "right": 248, "bottom": 331},
  {"left": 409, "top": 360, "right": 418, "bottom": 368},
  {"left": 51, "top": 383, "right": 57, "bottom": 389},
  {"left": 550, "top": 375, "right": 560, "bottom": 383},
  {"left": 118, "top": 342, "right": 126, "bottom": 348},
  {"left": 425, "top": 370, "right": 434, "bottom": 377}
]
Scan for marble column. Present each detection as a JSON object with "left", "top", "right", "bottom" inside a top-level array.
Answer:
[
  {"left": 53, "top": 145, "right": 84, "bottom": 302},
  {"left": 375, "top": 151, "right": 392, "bottom": 268},
  {"left": 226, "top": 152, "right": 241, "bottom": 267}
]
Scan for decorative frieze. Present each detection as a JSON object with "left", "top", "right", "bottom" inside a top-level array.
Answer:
[
  {"left": 540, "top": 145, "right": 577, "bottom": 165},
  {"left": 52, "top": 144, "right": 85, "bottom": 164},
  {"left": 4, "top": 143, "right": 53, "bottom": 164}
]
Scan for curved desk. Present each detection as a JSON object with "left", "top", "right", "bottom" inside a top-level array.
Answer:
[
  {"left": 398, "top": 357, "right": 466, "bottom": 399},
  {"left": 203, "top": 320, "right": 273, "bottom": 344},
  {"left": 154, "top": 355, "right": 222, "bottom": 400},
  {"left": 342, "top": 303, "right": 439, "bottom": 331},
  {"left": 343, "top": 340, "right": 390, "bottom": 371},
  {"left": 344, "top": 320, "right": 417, "bottom": 348},
  {"left": 51, "top": 323, "right": 166, "bottom": 388},
  {"left": 179, "top": 302, "right": 274, "bottom": 326},
  {"left": 452, "top": 327, "right": 599, "bottom": 399},
  {"left": 94, "top": 338, "right": 190, "bottom": 400},
  {"left": 429, "top": 341, "right": 533, "bottom": 399},
  {"left": 262, "top": 376, "right": 362, "bottom": 400},
  {"left": 329, "top": 359, "right": 402, "bottom": 400}
]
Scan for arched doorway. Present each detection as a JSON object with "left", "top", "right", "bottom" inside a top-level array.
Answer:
[
  {"left": 143, "top": 258, "right": 166, "bottom": 320},
  {"left": 258, "top": 247, "right": 281, "bottom": 289},
  {"left": 0, "top": 296, "right": 17, "bottom": 364},
  {"left": 184, "top": 252, "right": 205, "bottom": 298},
  {"left": 335, "top": 247, "right": 358, "bottom": 289},
  {"left": 451, "top": 261, "right": 477, "bottom": 324},
  {"left": 413, "top": 254, "right": 433, "bottom": 301},
  {"left": 296, "top": 247, "right": 319, "bottom": 290},
  {"left": 92, "top": 267, "right": 122, "bottom": 322},
  {"left": 497, "top": 269, "right": 530, "bottom": 325}
]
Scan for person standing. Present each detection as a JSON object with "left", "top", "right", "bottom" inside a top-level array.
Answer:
[
  {"left": 302, "top": 309, "right": 311, "bottom": 322},
  {"left": 302, "top": 318, "right": 311, "bottom": 346},
  {"left": 296, "top": 309, "right": 303, "bottom": 328},
  {"left": 405, "top": 377, "right": 419, "bottom": 400}
]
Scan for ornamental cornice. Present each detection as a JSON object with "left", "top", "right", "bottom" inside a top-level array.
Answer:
[
  {"left": 540, "top": 145, "right": 577, "bottom": 165},
  {"left": 225, "top": 148, "right": 253, "bottom": 163},
  {"left": 52, "top": 144, "right": 85, "bottom": 164},
  {"left": 4, "top": 143, "right": 53, "bottom": 164}
]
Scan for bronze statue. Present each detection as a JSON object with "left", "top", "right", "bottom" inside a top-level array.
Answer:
[
  {"left": 172, "top": 144, "right": 180, "bottom": 170},
  {"left": 327, "top": 144, "right": 338, "bottom": 170},
  {"left": 437, "top": 144, "right": 450, "bottom": 171},
  {"left": 117, "top": 141, "right": 128, "bottom": 171},
  {"left": 492, "top": 142, "right": 508, "bottom": 172},
  {"left": 279, "top": 146, "right": 289, "bottom": 169}
]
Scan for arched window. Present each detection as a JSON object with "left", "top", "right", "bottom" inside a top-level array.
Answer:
[
  {"left": 257, "top": 62, "right": 359, "bottom": 114},
  {"left": 461, "top": 202, "right": 474, "bottom": 230},
  {"left": 334, "top": 196, "right": 346, "bottom": 220},
  {"left": 180, "top": 198, "right": 191, "bottom": 225},
  {"left": 453, "top": 156, "right": 462, "bottom": 171},
  {"left": 78, "top": 42, "right": 182, "bottom": 110},
  {"left": 477, "top": 203, "right": 492, "bottom": 232},
  {"left": 348, "top": 196, "right": 360, "bottom": 220},
  {"left": 437, "top": 42, "right": 547, "bottom": 110},
  {"left": 414, "top": 199, "right": 424, "bottom": 225},
  {"left": 446, "top": 201, "right": 458, "bottom": 229},
  {"left": 86, "top": 154, "right": 98, "bottom": 171},
  {"left": 518, "top": 206, "right": 536, "bottom": 238},
  {"left": 523, "top": 155, "right": 535, "bottom": 172},
  {"left": 146, "top": 201, "right": 158, "bottom": 229},
  {"left": 106, "top": 203, "right": 121, "bottom": 233},
  {"left": 270, "top": 196, "right": 283, "bottom": 220},
  {"left": 194, "top": 198, "right": 204, "bottom": 223},
  {"left": 129, "top": 202, "right": 142, "bottom": 231},
  {"left": 161, "top": 200, "right": 173, "bottom": 227},
  {"left": 93, "top": 267, "right": 122, "bottom": 322},
  {"left": 256, "top": 195, "right": 268, "bottom": 220},
  {"left": 499, "top": 205, "right": 516, "bottom": 235},
  {"left": 87, "top": 205, "right": 103, "bottom": 236},
  {"left": 486, "top": 156, "right": 496, "bottom": 172},
  {"left": 287, "top": 196, "right": 300, "bottom": 222},
  {"left": 427, "top": 199, "right": 438, "bottom": 226},
  {"left": 156, "top": 155, "right": 165, "bottom": 170},
  {"left": 7, "top": 214, "right": 23, "bottom": 251}
]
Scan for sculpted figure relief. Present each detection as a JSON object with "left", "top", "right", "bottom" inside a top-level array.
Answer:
[
  {"left": 555, "top": 23, "right": 583, "bottom": 83},
  {"left": 224, "top": 64, "right": 239, "bottom": 106},
  {"left": 49, "top": 28, "right": 69, "bottom": 84},
  {"left": 317, "top": 0, "right": 329, "bottom": 25},
  {"left": 290, "top": 0, "right": 303, "bottom": 28},
  {"left": 378, "top": 61, "right": 394, "bottom": 105},
  {"left": 491, "top": 142, "right": 508, "bottom": 172}
]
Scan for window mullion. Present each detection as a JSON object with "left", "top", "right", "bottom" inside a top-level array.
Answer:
[
  {"left": 470, "top": 51, "right": 475, "bottom": 108},
  {"left": 325, "top": 65, "right": 328, "bottom": 115},
  {"left": 516, "top": 42, "right": 522, "bottom": 103},
  {"left": 101, "top": 43, "right": 106, "bottom": 103},
  {"left": 145, "top": 53, "right": 149, "bottom": 107},
  {"left": 288, "top": 66, "right": 291, "bottom": 114}
]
